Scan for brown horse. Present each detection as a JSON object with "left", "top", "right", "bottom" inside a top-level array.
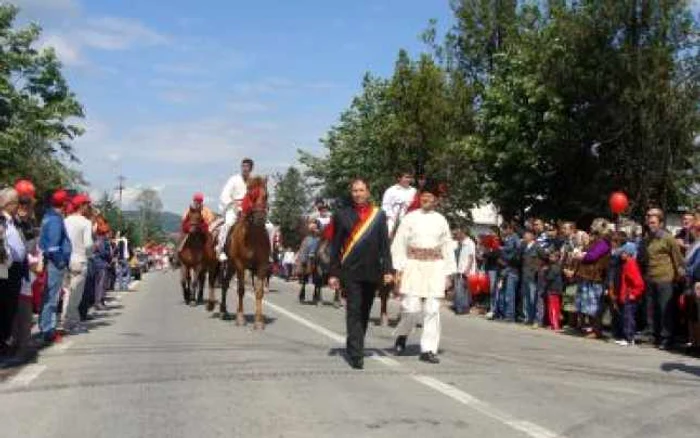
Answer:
[
  {"left": 220, "top": 176, "right": 271, "bottom": 329},
  {"left": 178, "top": 208, "right": 216, "bottom": 305}
]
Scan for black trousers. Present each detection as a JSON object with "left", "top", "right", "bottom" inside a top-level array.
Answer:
[
  {"left": 647, "top": 280, "right": 675, "bottom": 344},
  {"left": 0, "top": 263, "right": 23, "bottom": 344},
  {"left": 345, "top": 281, "right": 377, "bottom": 361}
]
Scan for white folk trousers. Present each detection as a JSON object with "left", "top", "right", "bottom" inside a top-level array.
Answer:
[{"left": 394, "top": 295, "right": 441, "bottom": 354}]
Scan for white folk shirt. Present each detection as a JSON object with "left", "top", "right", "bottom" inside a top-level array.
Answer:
[
  {"left": 381, "top": 184, "right": 416, "bottom": 230},
  {"left": 454, "top": 237, "right": 477, "bottom": 275},
  {"left": 391, "top": 210, "right": 457, "bottom": 298},
  {"left": 218, "top": 174, "right": 247, "bottom": 213},
  {"left": 64, "top": 214, "right": 94, "bottom": 266}
]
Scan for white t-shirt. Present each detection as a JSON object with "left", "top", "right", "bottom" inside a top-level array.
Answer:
[
  {"left": 64, "top": 214, "right": 94, "bottom": 265},
  {"left": 381, "top": 184, "right": 417, "bottom": 222},
  {"left": 455, "top": 237, "right": 477, "bottom": 275},
  {"left": 219, "top": 174, "right": 247, "bottom": 213},
  {"left": 282, "top": 251, "right": 296, "bottom": 265}
]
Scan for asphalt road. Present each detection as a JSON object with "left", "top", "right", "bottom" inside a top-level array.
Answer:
[{"left": 1, "top": 271, "right": 699, "bottom": 438}]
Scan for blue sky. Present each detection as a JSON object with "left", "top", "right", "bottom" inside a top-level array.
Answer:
[{"left": 14, "top": 0, "right": 454, "bottom": 212}]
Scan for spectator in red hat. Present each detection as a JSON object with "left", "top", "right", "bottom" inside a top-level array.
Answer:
[
  {"left": 38, "top": 189, "right": 72, "bottom": 344},
  {"left": 62, "top": 194, "right": 93, "bottom": 334}
]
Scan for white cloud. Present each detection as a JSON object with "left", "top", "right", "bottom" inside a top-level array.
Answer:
[
  {"left": 159, "top": 90, "right": 197, "bottom": 104},
  {"left": 39, "top": 33, "right": 83, "bottom": 66},
  {"left": 227, "top": 101, "right": 271, "bottom": 113},
  {"left": 32, "top": 10, "right": 169, "bottom": 67},
  {"left": 79, "top": 17, "right": 169, "bottom": 50},
  {"left": 233, "top": 77, "right": 294, "bottom": 94}
]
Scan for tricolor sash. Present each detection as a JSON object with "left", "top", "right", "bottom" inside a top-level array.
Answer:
[{"left": 341, "top": 206, "right": 381, "bottom": 263}]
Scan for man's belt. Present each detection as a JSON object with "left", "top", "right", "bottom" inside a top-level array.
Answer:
[{"left": 407, "top": 246, "right": 442, "bottom": 261}]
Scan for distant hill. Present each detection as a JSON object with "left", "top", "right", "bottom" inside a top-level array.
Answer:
[{"left": 123, "top": 211, "right": 182, "bottom": 234}]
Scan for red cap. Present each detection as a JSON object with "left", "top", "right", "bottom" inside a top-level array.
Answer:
[
  {"left": 14, "top": 179, "right": 36, "bottom": 199},
  {"left": 72, "top": 193, "right": 91, "bottom": 208},
  {"left": 193, "top": 192, "right": 204, "bottom": 202},
  {"left": 51, "top": 189, "right": 69, "bottom": 207}
]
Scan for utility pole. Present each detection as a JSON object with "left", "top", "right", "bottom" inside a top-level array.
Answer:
[{"left": 115, "top": 175, "right": 126, "bottom": 232}]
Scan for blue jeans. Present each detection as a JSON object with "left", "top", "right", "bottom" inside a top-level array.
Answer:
[
  {"left": 39, "top": 262, "right": 65, "bottom": 337},
  {"left": 487, "top": 270, "right": 499, "bottom": 315},
  {"left": 498, "top": 269, "right": 519, "bottom": 321},
  {"left": 116, "top": 261, "right": 130, "bottom": 290},
  {"left": 453, "top": 274, "right": 469, "bottom": 314},
  {"left": 521, "top": 277, "right": 538, "bottom": 324}
]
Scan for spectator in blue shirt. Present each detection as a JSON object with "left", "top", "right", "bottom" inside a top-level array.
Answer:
[{"left": 38, "top": 189, "right": 72, "bottom": 344}]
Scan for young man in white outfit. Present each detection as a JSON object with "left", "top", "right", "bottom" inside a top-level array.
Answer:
[
  {"left": 381, "top": 171, "right": 416, "bottom": 239},
  {"left": 63, "top": 194, "right": 94, "bottom": 334},
  {"left": 391, "top": 180, "right": 456, "bottom": 364},
  {"left": 217, "top": 158, "right": 253, "bottom": 260}
]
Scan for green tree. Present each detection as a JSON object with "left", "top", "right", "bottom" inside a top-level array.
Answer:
[
  {"left": 270, "top": 167, "right": 308, "bottom": 249},
  {"left": 0, "top": 4, "right": 84, "bottom": 195},
  {"left": 135, "top": 188, "right": 165, "bottom": 244},
  {"left": 300, "top": 50, "right": 481, "bottom": 215},
  {"left": 471, "top": 1, "right": 700, "bottom": 219}
]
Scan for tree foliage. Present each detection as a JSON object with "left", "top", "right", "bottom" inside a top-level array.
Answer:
[
  {"left": 0, "top": 4, "right": 85, "bottom": 195},
  {"left": 300, "top": 50, "right": 481, "bottom": 217},
  {"left": 302, "top": 0, "right": 700, "bottom": 222},
  {"left": 270, "top": 167, "right": 308, "bottom": 249},
  {"left": 135, "top": 188, "right": 166, "bottom": 244}
]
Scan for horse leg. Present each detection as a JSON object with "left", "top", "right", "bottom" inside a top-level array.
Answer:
[
  {"left": 206, "top": 263, "right": 217, "bottom": 312},
  {"left": 196, "top": 269, "right": 205, "bottom": 304},
  {"left": 236, "top": 268, "right": 246, "bottom": 326},
  {"left": 254, "top": 270, "right": 265, "bottom": 330},
  {"left": 181, "top": 268, "right": 190, "bottom": 304},
  {"left": 220, "top": 263, "right": 230, "bottom": 319}
]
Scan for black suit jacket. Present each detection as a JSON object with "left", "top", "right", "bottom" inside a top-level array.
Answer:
[{"left": 329, "top": 205, "right": 392, "bottom": 284}]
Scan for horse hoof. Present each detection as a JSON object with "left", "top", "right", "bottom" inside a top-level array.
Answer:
[
  {"left": 380, "top": 315, "right": 389, "bottom": 327},
  {"left": 206, "top": 301, "right": 215, "bottom": 312},
  {"left": 236, "top": 314, "right": 245, "bottom": 326},
  {"left": 254, "top": 321, "right": 265, "bottom": 330},
  {"left": 221, "top": 312, "right": 230, "bottom": 321}
]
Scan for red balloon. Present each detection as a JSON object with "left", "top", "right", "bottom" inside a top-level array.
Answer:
[
  {"left": 609, "top": 191, "right": 629, "bottom": 214},
  {"left": 467, "top": 272, "right": 490, "bottom": 296},
  {"left": 14, "top": 179, "right": 36, "bottom": 198}
]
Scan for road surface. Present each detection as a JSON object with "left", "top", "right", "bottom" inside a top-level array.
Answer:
[{"left": 1, "top": 271, "right": 699, "bottom": 438}]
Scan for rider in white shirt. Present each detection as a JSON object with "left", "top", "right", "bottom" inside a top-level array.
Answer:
[
  {"left": 217, "top": 158, "right": 254, "bottom": 260},
  {"left": 381, "top": 170, "right": 417, "bottom": 239}
]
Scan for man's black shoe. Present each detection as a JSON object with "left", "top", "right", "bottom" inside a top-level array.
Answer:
[
  {"left": 419, "top": 352, "right": 440, "bottom": 364},
  {"left": 394, "top": 335, "right": 407, "bottom": 355},
  {"left": 350, "top": 358, "right": 364, "bottom": 370}
]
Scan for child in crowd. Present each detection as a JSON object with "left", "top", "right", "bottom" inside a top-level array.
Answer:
[
  {"left": 544, "top": 251, "right": 564, "bottom": 330},
  {"left": 616, "top": 242, "right": 645, "bottom": 346}
]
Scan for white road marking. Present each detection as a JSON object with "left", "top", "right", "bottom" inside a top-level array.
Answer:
[
  {"left": 262, "top": 293, "right": 562, "bottom": 438},
  {"left": 413, "top": 375, "right": 561, "bottom": 438},
  {"left": 3, "top": 364, "right": 47, "bottom": 389},
  {"left": 263, "top": 299, "right": 345, "bottom": 344}
]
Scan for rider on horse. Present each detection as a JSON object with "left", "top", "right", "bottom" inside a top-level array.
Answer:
[
  {"left": 216, "top": 158, "right": 254, "bottom": 261},
  {"left": 181, "top": 193, "right": 215, "bottom": 234}
]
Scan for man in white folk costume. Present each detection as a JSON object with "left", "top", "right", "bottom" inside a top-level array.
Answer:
[
  {"left": 217, "top": 158, "right": 254, "bottom": 261},
  {"left": 381, "top": 170, "right": 416, "bottom": 239},
  {"left": 391, "top": 179, "right": 456, "bottom": 364}
]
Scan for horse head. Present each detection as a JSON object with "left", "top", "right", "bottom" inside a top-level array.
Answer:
[
  {"left": 187, "top": 207, "right": 206, "bottom": 234},
  {"left": 243, "top": 176, "right": 268, "bottom": 226}
]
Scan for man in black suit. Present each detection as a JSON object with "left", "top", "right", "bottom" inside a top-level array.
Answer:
[{"left": 328, "top": 178, "right": 393, "bottom": 370}]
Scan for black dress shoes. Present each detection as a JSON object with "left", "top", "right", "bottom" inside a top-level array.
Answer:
[
  {"left": 350, "top": 358, "right": 364, "bottom": 370},
  {"left": 419, "top": 352, "right": 440, "bottom": 364},
  {"left": 394, "top": 335, "right": 407, "bottom": 355}
]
